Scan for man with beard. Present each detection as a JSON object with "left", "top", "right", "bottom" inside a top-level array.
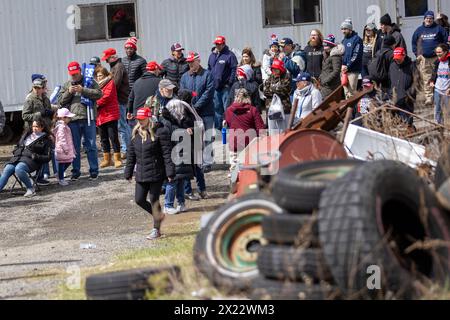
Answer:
[
  {"left": 303, "top": 30, "right": 324, "bottom": 79},
  {"left": 341, "top": 18, "right": 363, "bottom": 98}
]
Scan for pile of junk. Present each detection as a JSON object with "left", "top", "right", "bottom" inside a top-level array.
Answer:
[{"left": 194, "top": 85, "right": 450, "bottom": 300}]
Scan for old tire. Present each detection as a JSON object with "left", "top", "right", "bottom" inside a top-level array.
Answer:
[
  {"left": 194, "top": 193, "right": 284, "bottom": 293},
  {"left": 250, "top": 278, "right": 340, "bottom": 300},
  {"left": 257, "top": 245, "right": 333, "bottom": 283},
  {"left": 85, "top": 266, "right": 181, "bottom": 300},
  {"left": 271, "top": 160, "right": 362, "bottom": 213},
  {"left": 435, "top": 146, "right": 450, "bottom": 189},
  {"left": 262, "top": 214, "right": 319, "bottom": 246},
  {"left": 319, "top": 160, "right": 450, "bottom": 299}
]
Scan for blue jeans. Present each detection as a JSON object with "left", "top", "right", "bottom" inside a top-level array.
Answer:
[
  {"left": 184, "top": 166, "right": 206, "bottom": 195},
  {"left": 0, "top": 162, "right": 32, "bottom": 191},
  {"left": 214, "top": 87, "right": 230, "bottom": 129},
  {"left": 434, "top": 90, "right": 450, "bottom": 124},
  {"left": 202, "top": 116, "right": 215, "bottom": 167},
  {"left": 118, "top": 104, "right": 131, "bottom": 154},
  {"left": 69, "top": 119, "right": 99, "bottom": 177},
  {"left": 58, "top": 163, "right": 71, "bottom": 181},
  {"left": 164, "top": 179, "right": 185, "bottom": 209}
]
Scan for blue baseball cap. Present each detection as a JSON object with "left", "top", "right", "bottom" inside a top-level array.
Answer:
[
  {"left": 295, "top": 72, "right": 311, "bottom": 82},
  {"left": 280, "top": 38, "right": 294, "bottom": 47},
  {"left": 31, "top": 74, "right": 46, "bottom": 82}
]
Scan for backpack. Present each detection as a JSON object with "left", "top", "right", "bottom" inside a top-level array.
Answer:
[{"left": 368, "top": 49, "right": 391, "bottom": 83}]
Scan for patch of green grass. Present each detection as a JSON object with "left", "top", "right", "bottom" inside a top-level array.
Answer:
[{"left": 54, "top": 220, "right": 217, "bottom": 300}]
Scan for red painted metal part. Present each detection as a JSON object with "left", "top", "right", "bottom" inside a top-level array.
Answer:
[{"left": 233, "top": 129, "right": 348, "bottom": 198}]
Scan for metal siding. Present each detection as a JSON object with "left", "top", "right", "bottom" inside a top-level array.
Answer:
[{"left": 0, "top": 0, "right": 405, "bottom": 110}]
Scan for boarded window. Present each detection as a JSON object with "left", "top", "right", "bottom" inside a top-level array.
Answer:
[
  {"left": 263, "top": 0, "right": 322, "bottom": 27},
  {"left": 264, "top": 0, "right": 292, "bottom": 26},
  {"left": 77, "top": 5, "right": 107, "bottom": 42},
  {"left": 294, "top": 0, "right": 321, "bottom": 24},
  {"left": 404, "top": 0, "right": 428, "bottom": 17},
  {"left": 76, "top": 1, "right": 137, "bottom": 43},
  {"left": 107, "top": 3, "right": 137, "bottom": 39}
]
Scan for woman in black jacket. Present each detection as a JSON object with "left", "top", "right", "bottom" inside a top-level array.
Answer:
[
  {"left": 125, "top": 107, "right": 175, "bottom": 240},
  {"left": 0, "top": 119, "right": 52, "bottom": 197},
  {"left": 160, "top": 100, "right": 195, "bottom": 215}
]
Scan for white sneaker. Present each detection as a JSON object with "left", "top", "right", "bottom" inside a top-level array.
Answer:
[
  {"left": 59, "top": 180, "right": 69, "bottom": 186},
  {"left": 177, "top": 204, "right": 187, "bottom": 213},
  {"left": 164, "top": 207, "right": 180, "bottom": 215},
  {"left": 44, "top": 174, "right": 49, "bottom": 180},
  {"left": 24, "top": 188, "right": 36, "bottom": 198}
]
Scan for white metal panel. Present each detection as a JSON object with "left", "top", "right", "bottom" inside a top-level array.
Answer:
[{"left": 0, "top": 0, "right": 413, "bottom": 112}]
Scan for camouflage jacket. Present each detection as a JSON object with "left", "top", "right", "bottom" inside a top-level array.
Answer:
[
  {"left": 263, "top": 72, "right": 292, "bottom": 114},
  {"left": 58, "top": 80, "right": 103, "bottom": 122},
  {"left": 22, "top": 92, "right": 53, "bottom": 130}
]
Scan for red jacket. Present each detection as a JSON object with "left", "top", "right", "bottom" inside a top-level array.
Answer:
[
  {"left": 96, "top": 79, "right": 120, "bottom": 127},
  {"left": 224, "top": 102, "right": 266, "bottom": 152}
]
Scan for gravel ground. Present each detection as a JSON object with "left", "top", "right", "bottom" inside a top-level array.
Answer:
[{"left": 0, "top": 142, "right": 229, "bottom": 300}]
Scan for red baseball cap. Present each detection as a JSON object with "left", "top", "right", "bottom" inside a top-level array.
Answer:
[
  {"left": 186, "top": 51, "right": 200, "bottom": 62},
  {"left": 271, "top": 59, "right": 286, "bottom": 74},
  {"left": 146, "top": 61, "right": 163, "bottom": 72},
  {"left": 135, "top": 107, "right": 152, "bottom": 120},
  {"left": 393, "top": 47, "right": 406, "bottom": 60},
  {"left": 214, "top": 36, "right": 226, "bottom": 45},
  {"left": 101, "top": 48, "right": 117, "bottom": 61},
  {"left": 68, "top": 61, "right": 81, "bottom": 75}
]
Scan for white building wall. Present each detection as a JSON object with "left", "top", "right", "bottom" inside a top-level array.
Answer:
[{"left": 0, "top": 0, "right": 442, "bottom": 110}]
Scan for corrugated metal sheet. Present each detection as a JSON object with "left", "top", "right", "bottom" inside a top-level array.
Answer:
[{"left": 0, "top": 0, "right": 437, "bottom": 110}]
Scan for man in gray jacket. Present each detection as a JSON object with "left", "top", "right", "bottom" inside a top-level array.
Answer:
[{"left": 58, "top": 61, "right": 103, "bottom": 181}]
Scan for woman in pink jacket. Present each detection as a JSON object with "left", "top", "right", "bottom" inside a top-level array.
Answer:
[{"left": 53, "top": 108, "right": 76, "bottom": 186}]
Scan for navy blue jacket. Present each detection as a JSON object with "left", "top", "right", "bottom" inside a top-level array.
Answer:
[
  {"left": 208, "top": 46, "right": 238, "bottom": 90},
  {"left": 412, "top": 23, "right": 448, "bottom": 58},
  {"left": 342, "top": 32, "right": 363, "bottom": 73},
  {"left": 180, "top": 67, "right": 215, "bottom": 117}
]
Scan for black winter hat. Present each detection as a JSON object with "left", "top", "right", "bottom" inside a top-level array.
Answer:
[
  {"left": 383, "top": 35, "right": 396, "bottom": 47},
  {"left": 380, "top": 14, "right": 392, "bottom": 26}
]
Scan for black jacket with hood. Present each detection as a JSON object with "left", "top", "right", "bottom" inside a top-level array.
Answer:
[
  {"left": 125, "top": 122, "right": 175, "bottom": 183},
  {"left": 128, "top": 72, "right": 162, "bottom": 115}
]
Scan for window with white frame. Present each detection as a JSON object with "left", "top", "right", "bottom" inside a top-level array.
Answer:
[
  {"left": 76, "top": 1, "right": 137, "bottom": 43},
  {"left": 263, "top": 0, "right": 321, "bottom": 27}
]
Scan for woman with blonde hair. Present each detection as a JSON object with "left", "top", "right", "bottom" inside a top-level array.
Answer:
[
  {"left": 304, "top": 29, "right": 324, "bottom": 79},
  {"left": 124, "top": 107, "right": 175, "bottom": 240}
]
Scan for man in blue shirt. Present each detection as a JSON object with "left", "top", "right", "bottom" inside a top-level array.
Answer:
[
  {"left": 208, "top": 36, "right": 238, "bottom": 130},
  {"left": 412, "top": 11, "right": 449, "bottom": 106},
  {"left": 341, "top": 18, "right": 363, "bottom": 98}
]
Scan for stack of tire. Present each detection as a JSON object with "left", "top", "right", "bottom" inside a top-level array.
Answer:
[
  {"left": 251, "top": 159, "right": 450, "bottom": 300},
  {"left": 85, "top": 266, "right": 181, "bottom": 300},
  {"left": 251, "top": 160, "right": 362, "bottom": 300}
]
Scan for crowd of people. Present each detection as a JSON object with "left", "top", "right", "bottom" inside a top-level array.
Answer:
[{"left": 0, "top": 11, "right": 449, "bottom": 239}]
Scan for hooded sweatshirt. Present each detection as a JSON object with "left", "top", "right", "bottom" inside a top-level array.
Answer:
[
  {"left": 389, "top": 56, "right": 416, "bottom": 103},
  {"left": 342, "top": 31, "right": 363, "bottom": 73},
  {"left": 412, "top": 22, "right": 448, "bottom": 58},
  {"left": 224, "top": 102, "right": 265, "bottom": 152}
]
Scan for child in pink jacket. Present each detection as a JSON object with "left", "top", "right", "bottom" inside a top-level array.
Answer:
[{"left": 53, "top": 108, "right": 76, "bottom": 186}]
